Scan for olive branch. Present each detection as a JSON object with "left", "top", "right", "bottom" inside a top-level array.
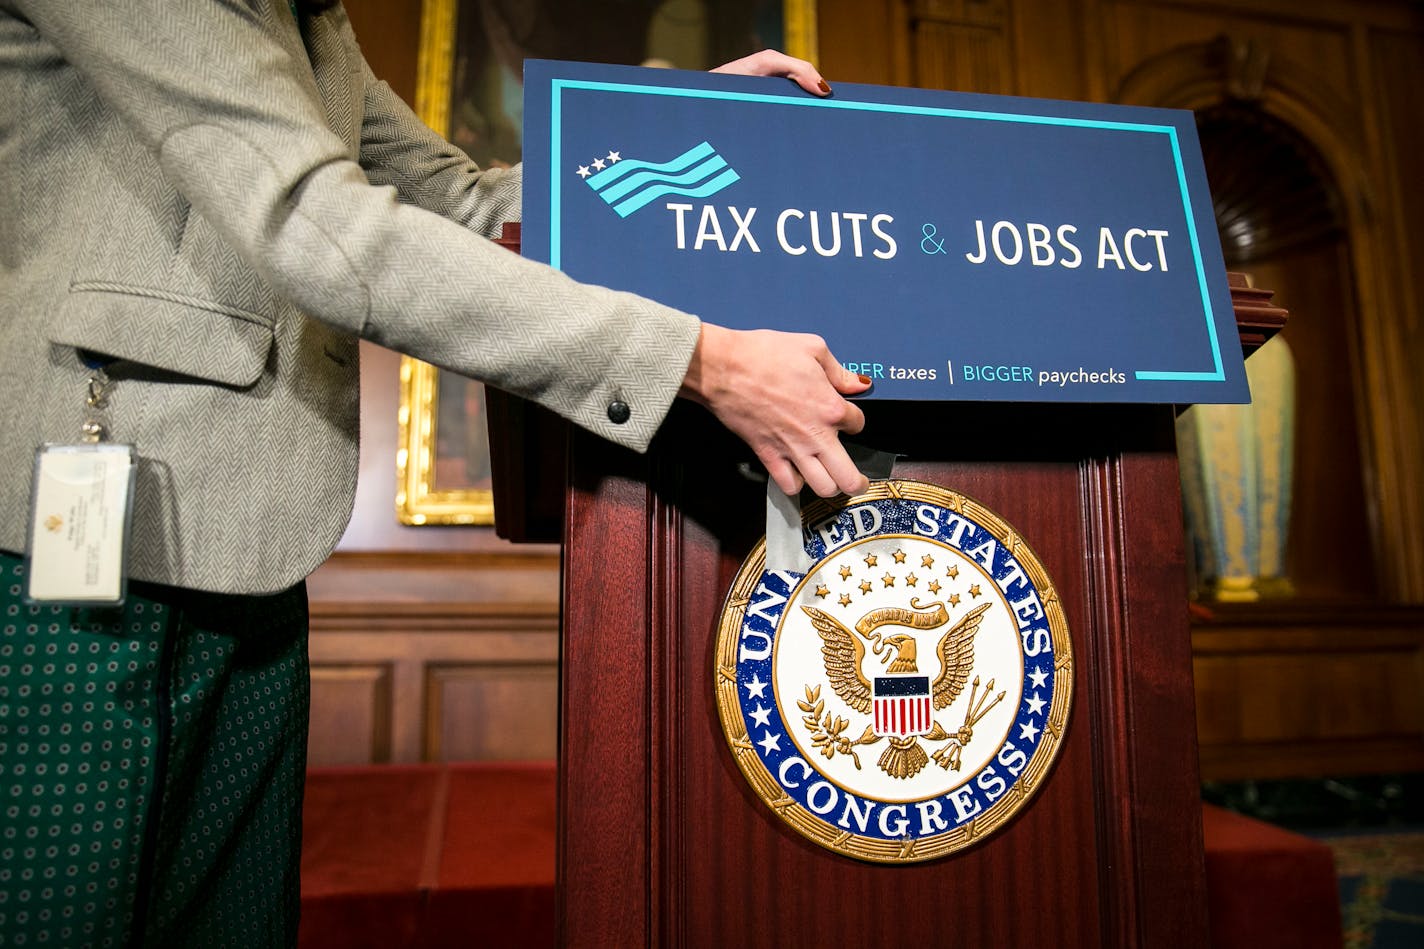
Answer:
[{"left": 798, "top": 685, "right": 878, "bottom": 770}]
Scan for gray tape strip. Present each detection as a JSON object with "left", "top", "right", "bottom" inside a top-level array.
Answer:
[
  {"left": 846, "top": 444, "right": 898, "bottom": 480},
  {"left": 764, "top": 483, "right": 814, "bottom": 574},
  {"left": 762, "top": 446, "right": 899, "bottom": 575}
]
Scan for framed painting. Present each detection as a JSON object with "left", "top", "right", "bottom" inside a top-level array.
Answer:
[{"left": 396, "top": 0, "right": 818, "bottom": 524}]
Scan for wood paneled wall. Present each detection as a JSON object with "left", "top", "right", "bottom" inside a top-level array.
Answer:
[
  {"left": 820, "top": 0, "right": 1424, "bottom": 779},
  {"left": 819, "top": 0, "right": 1424, "bottom": 603},
  {"left": 313, "top": 0, "right": 1424, "bottom": 779},
  {"left": 1192, "top": 603, "right": 1424, "bottom": 780},
  {"left": 306, "top": 552, "right": 559, "bottom": 766}
]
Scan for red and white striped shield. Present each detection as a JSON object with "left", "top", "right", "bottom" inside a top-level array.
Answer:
[{"left": 873, "top": 675, "right": 932, "bottom": 738}]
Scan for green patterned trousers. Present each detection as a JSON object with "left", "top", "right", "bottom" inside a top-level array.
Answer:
[{"left": 0, "top": 551, "right": 309, "bottom": 948}]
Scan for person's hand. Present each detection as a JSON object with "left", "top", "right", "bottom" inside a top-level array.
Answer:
[
  {"left": 710, "top": 49, "right": 832, "bottom": 97},
  {"left": 679, "top": 324, "right": 871, "bottom": 497}
]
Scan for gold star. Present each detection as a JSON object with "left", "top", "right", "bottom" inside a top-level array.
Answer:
[
  {"left": 946, "top": 565, "right": 959, "bottom": 579},
  {"left": 927, "top": 580, "right": 941, "bottom": 593},
  {"left": 838, "top": 564, "right": 853, "bottom": 580},
  {"left": 814, "top": 584, "right": 830, "bottom": 599},
  {"left": 969, "top": 584, "right": 983, "bottom": 598},
  {"left": 905, "top": 573, "right": 919, "bottom": 587},
  {"left": 921, "top": 554, "right": 935, "bottom": 568},
  {"left": 863, "top": 553, "right": 878, "bottom": 568},
  {"left": 892, "top": 549, "right": 907, "bottom": 564},
  {"left": 949, "top": 593, "right": 961, "bottom": 606},
  {"left": 881, "top": 573, "right": 895, "bottom": 588},
  {"left": 859, "top": 580, "right": 873, "bottom": 595},
  {"left": 838, "top": 593, "right": 853, "bottom": 607}
]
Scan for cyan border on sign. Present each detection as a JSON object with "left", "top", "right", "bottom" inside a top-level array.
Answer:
[{"left": 547, "top": 79, "right": 1225, "bottom": 383}]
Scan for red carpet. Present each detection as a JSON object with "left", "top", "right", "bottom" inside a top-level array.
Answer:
[
  {"left": 1202, "top": 802, "right": 1343, "bottom": 949},
  {"left": 299, "top": 762, "right": 555, "bottom": 949},
  {"left": 300, "top": 765, "right": 1341, "bottom": 948}
]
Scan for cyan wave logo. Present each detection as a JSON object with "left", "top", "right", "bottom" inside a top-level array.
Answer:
[{"left": 577, "top": 141, "right": 740, "bottom": 218}]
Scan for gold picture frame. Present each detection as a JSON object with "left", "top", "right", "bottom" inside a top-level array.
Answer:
[{"left": 396, "top": 0, "right": 819, "bottom": 525}]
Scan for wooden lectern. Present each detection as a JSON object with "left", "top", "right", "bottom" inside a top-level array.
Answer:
[{"left": 488, "top": 225, "right": 1284, "bottom": 948}]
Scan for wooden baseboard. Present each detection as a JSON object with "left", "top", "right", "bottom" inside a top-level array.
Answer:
[{"left": 1192, "top": 601, "right": 1424, "bottom": 781}]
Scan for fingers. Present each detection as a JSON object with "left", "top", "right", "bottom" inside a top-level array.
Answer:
[
  {"left": 761, "top": 454, "right": 806, "bottom": 496},
  {"left": 680, "top": 324, "right": 871, "bottom": 499},
  {"left": 838, "top": 399, "right": 867, "bottom": 438},
  {"left": 782, "top": 451, "right": 835, "bottom": 499},
  {"left": 709, "top": 49, "right": 832, "bottom": 97},
  {"left": 805, "top": 335, "right": 869, "bottom": 439},
  {"left": 762, "top": 444, "right": 864, "bottom": 499},
  {"left": 764, "top": 441, "right": 867, "bottom": 499},
  {"left": 816, "top": 446, "right": 870, "bottom": 498},
  {"left": 777, "top": 341, "right": 870, "bottom": 497},
  {"left": 818, "top": 346, "right": 874, "bottom": 397}
]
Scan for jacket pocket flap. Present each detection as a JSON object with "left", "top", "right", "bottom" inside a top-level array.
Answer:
[{"left": 55, "top": 284, "right": 274, "bottom": 387}]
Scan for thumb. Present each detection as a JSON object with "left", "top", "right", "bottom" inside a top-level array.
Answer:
[{"left": 820, "top": 351, "right": 873, "bottom": 395}]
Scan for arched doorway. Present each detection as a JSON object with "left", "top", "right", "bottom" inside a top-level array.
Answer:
[{"left": 1182, "top": 99, "right": 1377, "bottom": 601}]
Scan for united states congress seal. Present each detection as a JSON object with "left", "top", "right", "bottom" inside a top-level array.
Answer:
[{"left": 714, "top": 480, "right": 1073, "bottom": 863}]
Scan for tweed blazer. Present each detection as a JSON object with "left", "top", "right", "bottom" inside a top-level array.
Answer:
[{"left": 0, "top": 1, "right": 701, "bottom": 594}]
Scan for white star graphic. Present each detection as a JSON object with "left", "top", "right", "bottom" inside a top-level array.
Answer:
[
  {"left": 1026, "top": 692, "right": 1046, "bottom": 716},
  {"left": 1018, "top": 721, "right": 1041, "bottom": 741},
  {"left": 575, "top": 165, "right": 591, "bottom": 179},
  {"left": 591, "top": 158, "right": 606, "bottom": 171},
  {"left": 749, "top": 704, "right": 773, "bottom": 728},
  {"left": 1029, "top": 665, "right": 1049, "bottom": 689},
  {"left": 744, "top": 673, "right": 768, "bottom": 700},
  {"left": 606, "top": 150, "right": 621, "bottom": 163},
  {"left": 757, "top": 730, "right": 782, "bottom": 754}
]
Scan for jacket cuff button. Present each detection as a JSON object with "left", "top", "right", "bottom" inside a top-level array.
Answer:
[{"left": 606, "top": 400, "right": 631, "bottom": 424}]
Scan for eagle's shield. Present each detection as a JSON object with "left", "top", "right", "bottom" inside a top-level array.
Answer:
[{"left": 873, "top": 674, "right": 932, "bottom": 738}]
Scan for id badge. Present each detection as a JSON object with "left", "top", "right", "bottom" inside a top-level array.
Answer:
[{"left": 25, "top": 443, "right": 136, "bottom": 606}]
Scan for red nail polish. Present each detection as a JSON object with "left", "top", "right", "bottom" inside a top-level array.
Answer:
[
  {"left": 818, "top": 80, "right": 831, "bottom": 95},
  {"left": 857, "top": 374, "right": 872, "bottom": 385}
]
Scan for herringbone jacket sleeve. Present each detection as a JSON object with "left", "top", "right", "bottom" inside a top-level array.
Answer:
[
  {"left": 355, "top": 59, "right": 522, "bottom": 241},
  {"left": 13, "top": 0, "right": 700, "bottom": 451}
]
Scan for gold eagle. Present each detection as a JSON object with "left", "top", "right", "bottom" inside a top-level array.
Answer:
[{"left": 801, "top": 600, "right": 992, "bottom": 778}]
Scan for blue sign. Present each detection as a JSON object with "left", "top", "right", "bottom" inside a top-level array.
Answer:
[{"left": 522, "top": 59, "right": 1248, "bottom": 404}]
